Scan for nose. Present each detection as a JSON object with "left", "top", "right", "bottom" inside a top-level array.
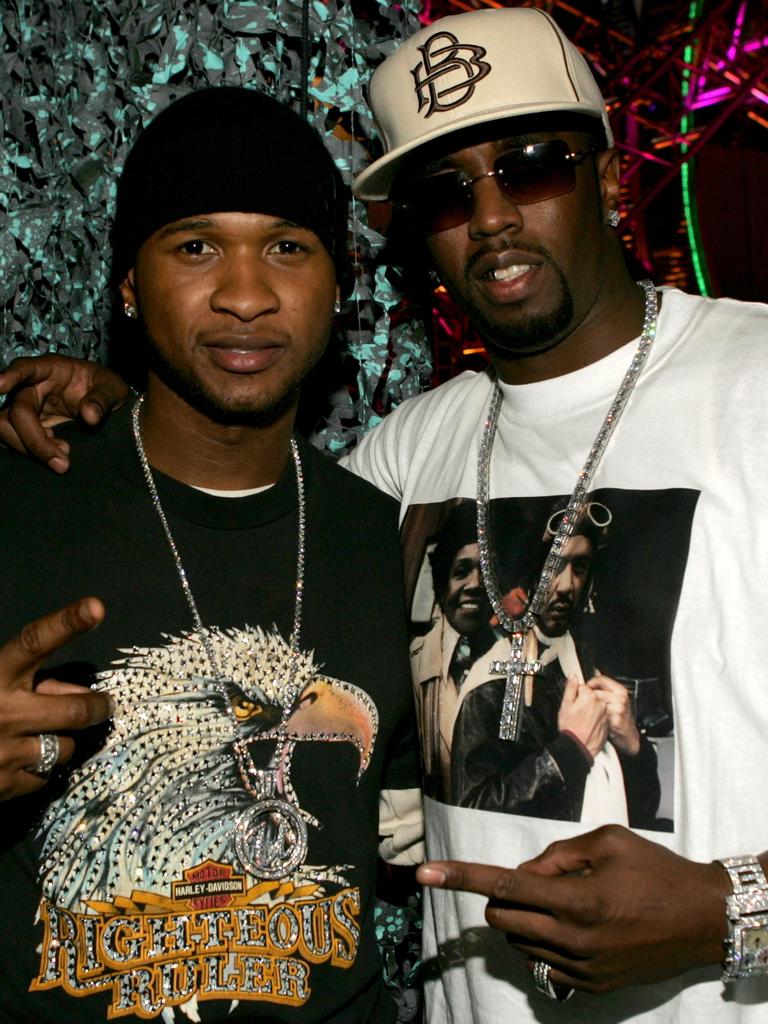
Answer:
[
  {"left": 555, "top": 565, "right": 575, "bottom": 596},
  {"left": 467, "top": 174, "right": 523, "bottom": 240},
  {"left": 464, "top": 565, "right": 483, "bottom": 593},
  {"left": 210, "top": 253, "right": 279, "bottom": 321}
]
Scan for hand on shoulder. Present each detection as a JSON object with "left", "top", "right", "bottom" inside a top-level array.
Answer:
[{"left": 0, "top": 355, "right": 129, "bottom": 472}]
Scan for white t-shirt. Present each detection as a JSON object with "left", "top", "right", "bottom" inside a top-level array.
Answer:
[{"left": 344, "top": 288, "right": 768, "bottom": 1023}]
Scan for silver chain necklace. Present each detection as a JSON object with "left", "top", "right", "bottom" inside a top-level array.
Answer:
[
  {"left": 131, "top": 396, "right": 310, "bottom": 877},
  {"left": 476, "top": 280, "right": 658, "bottom": 740}
]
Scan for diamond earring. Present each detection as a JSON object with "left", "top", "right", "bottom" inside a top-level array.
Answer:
[
  {"left": 124, "top": 303, "right": 138, "bottom": 319},
  {"left": 333, "top": 299, "right": 341, "bottom": 315},
  {"left": 607, "top": 209, "right": 620, "bottom": 228}
]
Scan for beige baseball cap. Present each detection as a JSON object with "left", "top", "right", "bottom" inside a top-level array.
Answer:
[{"left": 354, "top": 7, "right": 613, "bottom": 201}]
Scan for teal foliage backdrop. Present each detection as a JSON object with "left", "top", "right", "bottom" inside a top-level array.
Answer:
[
  {"left": 0, "top": 0, "right": 432, "bottom": 453},
  {"left": 1, "top": 4, "right": 426, "bottom": 1017}
]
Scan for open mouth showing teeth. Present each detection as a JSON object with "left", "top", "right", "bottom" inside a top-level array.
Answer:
[{"left": 489, "top": 265, "right": 533, "bottom": 282}]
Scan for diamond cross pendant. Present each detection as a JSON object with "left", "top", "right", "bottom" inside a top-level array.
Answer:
[{"left": 491, "top": 631, "right": 542, "bottom": 741}]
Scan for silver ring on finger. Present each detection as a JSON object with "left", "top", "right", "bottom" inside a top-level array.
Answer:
[
  {"left": 28, "top": 733, "right": 60, "bottom": 776},
  {"left": 532, "top": 958, "right": 575, "bottom": 1003}
]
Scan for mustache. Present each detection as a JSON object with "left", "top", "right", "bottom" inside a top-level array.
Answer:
[{"left": 465, "top": 239, "right": 554, "bottom": 279}]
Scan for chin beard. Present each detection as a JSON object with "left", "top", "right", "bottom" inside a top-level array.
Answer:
[
  {"left": 474, "top": 263, "right": 574, "bottom": 359},
  {"left": 141, "top": 328, "right": 312, "bottom": 429}
]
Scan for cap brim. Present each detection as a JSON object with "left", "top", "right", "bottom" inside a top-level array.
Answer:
[{"left": 354, "top": 101, "right": 612, "bottom": 201}]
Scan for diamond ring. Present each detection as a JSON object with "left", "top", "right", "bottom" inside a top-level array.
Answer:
[
  {"left": 28, "top": 733, "right": 60, "bottom": 776},
  {"left": 532, "top": 958, "right": 574, "bottom": 1003}
]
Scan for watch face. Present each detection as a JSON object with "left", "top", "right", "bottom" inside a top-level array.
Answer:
[
  {"left": 744, "top": 927, "right": 768, "bottom": 955},
  {"left": 737, "top": 916, "right": 768, "bottom": 975}
]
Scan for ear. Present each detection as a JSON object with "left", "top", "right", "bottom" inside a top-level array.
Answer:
[
  {"left": 597, "top": 149, "right": 621, "bottom": 216},
  {"left": 119, "top": 269, "right": 137, "bottom": 310}
]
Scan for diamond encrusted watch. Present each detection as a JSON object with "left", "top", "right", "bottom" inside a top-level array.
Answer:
[{"left": 717, "top": 855, "right": 768, "bottom": 982}]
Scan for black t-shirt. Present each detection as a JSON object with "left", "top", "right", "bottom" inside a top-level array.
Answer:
[{"left": 0, "top": 405, "right": 418, "bottom": 1023}]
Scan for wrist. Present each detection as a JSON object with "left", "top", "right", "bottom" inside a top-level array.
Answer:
[
  {"left": 613, "top": 729, "right": 641, "bottom": 755},
  {"left": 686, "top": 859, "right": 732, "bottom": 969},
  {"left": 559, "top": 729, "right": 594, "bottom": 765}
]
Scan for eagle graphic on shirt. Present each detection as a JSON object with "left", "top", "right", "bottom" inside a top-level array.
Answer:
[{"left": 32, "top": 626, "right": 378, "bottom": 1020}]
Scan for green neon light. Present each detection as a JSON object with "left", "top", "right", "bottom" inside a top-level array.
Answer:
[{"left": 680, "top": 0, "right": 711, "bottom": 295}]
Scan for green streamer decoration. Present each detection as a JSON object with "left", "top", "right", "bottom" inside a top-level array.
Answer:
[
  {"left": 680, "top": 0, "right": 712, "bottom": 296},
  {"left": 0, "top": 0, "right": 432, "bottom": 453}
]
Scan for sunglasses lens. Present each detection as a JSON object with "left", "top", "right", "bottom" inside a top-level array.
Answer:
[
  {"left": 495, "top": 140, "right": 577, "bottom": 206},
  {"left": 400, "top": 173, "right": 473, "bottom": 236},
  {"left": 397, "top": 140, "right": 586, "bottom": 234}
]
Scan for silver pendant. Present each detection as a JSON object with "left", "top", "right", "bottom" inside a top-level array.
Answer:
[
  {"left": 476, "top": 281, "right": 658, "bottom": 740},
  {"left": 491, "top": 631, "right": 542, "bottom": 741},
  {"left": 234, "top": 800, "right": 308, "bottom": 879}
]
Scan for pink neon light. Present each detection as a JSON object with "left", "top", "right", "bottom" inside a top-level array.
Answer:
[
  {"left": 726, "top": 1, "right": 747, "bottom": 61},
  {"left": 688, "top": 85, "right": 768, "bottom": 110},
  {"left": 691, "top": 87, "right": 733, "bottom": 107}
]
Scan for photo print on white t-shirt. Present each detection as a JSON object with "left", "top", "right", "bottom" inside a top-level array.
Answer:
[{"left": 402, "top": 487, "right": 699, "bottom": 833}]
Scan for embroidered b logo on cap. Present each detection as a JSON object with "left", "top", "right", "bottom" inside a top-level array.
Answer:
[
  {"left": 355, "top": 8, "right": 614, "bottom": 201},
  {"left": 411, "top": 31, "right": 491, "bottom": 118}
]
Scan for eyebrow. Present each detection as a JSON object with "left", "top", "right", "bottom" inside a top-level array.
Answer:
[{"left": 157, "top": 216, "right": 304, "bottom": 238}]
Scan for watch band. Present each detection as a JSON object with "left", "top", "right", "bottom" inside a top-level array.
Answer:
[{"left": 717, "top": 855, "right": 768, "bottom": 982}]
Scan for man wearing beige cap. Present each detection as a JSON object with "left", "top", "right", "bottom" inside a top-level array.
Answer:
[
  {"left": 348, "top": 7, "right": 768, "bottom": 1022},
  {"left": 2, "top": 6, "right": 768, "bottom": 1023}
]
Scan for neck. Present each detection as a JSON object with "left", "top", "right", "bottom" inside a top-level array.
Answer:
[
  {"left": 139, "top": 378, "right": 297, "bottom": 490},
  {"left": 490, "top": 272, "right": 648, "bottom": 385}
]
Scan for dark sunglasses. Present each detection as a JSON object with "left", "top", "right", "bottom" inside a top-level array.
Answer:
[{"left": 394, "top": 139, "right": 597, "bottom": 236}]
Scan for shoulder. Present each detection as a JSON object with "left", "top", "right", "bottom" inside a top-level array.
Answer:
[
  {"left": 0, "top": 447, "right": 40, "bottom": 497},
  {"left": 305, "top": 442, "right": 400, "bottom": 525},
  {"left": 0, "top": 418, "right": 103, "bottom": 489},
  {"left": 303, "top": 445, "right": 407, "bottom": 595},
  {"left": 0, "top": 407, "right": 135, "bottom": 521},
  {"left": 372, "top": 369, "right": 492, "bottom": 437},
  {"left": 652, "top": 290, "right": 768, "bottom": 399},
  {"left": 409, "top": 616, "right": 442, "bottom": 662},
  {"left": 661, "top": 289, "right": 768, "bottom": 352},
  {"left": 342, "top": 369, "right": 494, "bottom": 499},
  {"left": 678, "top": 292, "right": 768, "bottom": 388}
]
